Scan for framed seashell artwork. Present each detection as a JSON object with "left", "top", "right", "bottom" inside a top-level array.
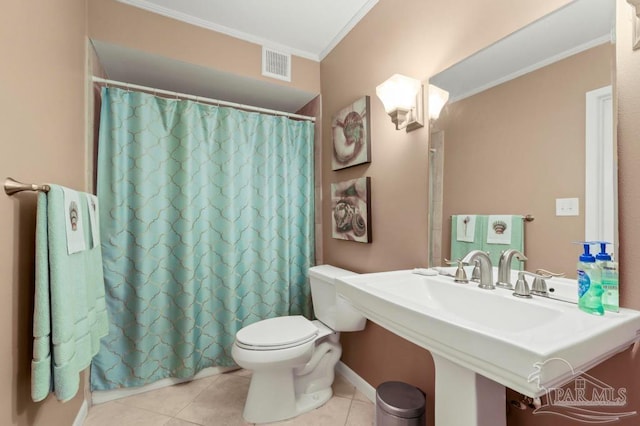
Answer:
[
  {"left": 331, "top": 177, "right": 372, "bottom": 243},
  {"left": 331, "top": 96, "right": 371, "bottom": 170}
]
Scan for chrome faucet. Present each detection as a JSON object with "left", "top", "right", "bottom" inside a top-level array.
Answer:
[
  {"left": 496, "top": 249, "right": 527, "bottom": 290},
  {"left": 461, "top": 250, "right": 494, "bottom": 289}
]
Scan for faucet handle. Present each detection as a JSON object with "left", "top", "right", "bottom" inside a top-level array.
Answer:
[
  {"left": 444, "top": 258, "right": 469, "bottom": 266},
  {"left": 534, "top": 269, "right": 565, "bottom": 278},
  {"left": 514, "top": 271, "right": 552, "bottom": 298},
  {"left": 443, "top": 259, "right": 469, "bottom": 283},
  {"left": 531, "top": 276, "right": 548, "bottom": 296},
  {"left": 531, "top": 269, "right": 564, "bottom": 297},
  {"left": 513, "top": 272, "right": 532, "bottom": 298},
  {"left": 471, "top": 259, "right": 482, "bottom": 282},
  {"left": 454, "top": 260, "right": 469, "bottom": 284}
]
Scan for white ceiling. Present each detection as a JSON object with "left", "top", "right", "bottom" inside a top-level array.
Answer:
[{"left": 116, "top": 0, "right": 379, "bottom": 61}]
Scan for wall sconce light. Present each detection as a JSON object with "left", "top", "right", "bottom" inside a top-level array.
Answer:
[
  {"left": 376, "top": 74, "right": 424, "bottom": 132},
  {"left": 428, "top": 84, "right": 450, "bottom": 122}
]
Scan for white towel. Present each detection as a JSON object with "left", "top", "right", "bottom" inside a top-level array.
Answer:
[
  {"left": 62, "top": 187, "right": 86, "bottom": 254},
  {"left": 456, "top": 215, "right": 477, "bottom": 242},
  {"left": 487, "top": 215, "right": 513, "bottom": 244},
  {"left": 86, "top": 194, "right": 100, "bottom": 248}
]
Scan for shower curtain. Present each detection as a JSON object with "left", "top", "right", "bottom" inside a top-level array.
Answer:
[{"left": 91, "top": 87, "right": 315, "bottom": 391}]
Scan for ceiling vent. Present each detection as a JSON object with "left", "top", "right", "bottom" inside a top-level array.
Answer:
[{"left": 262, "top": 47, "right": 291, "bottom": 82}]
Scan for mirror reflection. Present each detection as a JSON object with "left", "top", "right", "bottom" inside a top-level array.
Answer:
[{"left": 428, "top": 0, "right": 616, "bottom": 276}]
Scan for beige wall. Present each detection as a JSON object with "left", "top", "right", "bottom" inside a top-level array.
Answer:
[
  {"left": 87, "top": 0, "right": 320, "bottom": 95},
  {"left": 321, "top": 0, "right": 640, "bottom": 425},
  {"left": 321, "top": 0, "right": 573, "bottom": 273},
  {"left": 440, "top": 44, "right": 613, "bottom": 275},
  {"left": 0, "top": 1, "right": 88, "bottom": 426},
  {"left": 617, "top": 3, "right": 640, "bottom": 307}
]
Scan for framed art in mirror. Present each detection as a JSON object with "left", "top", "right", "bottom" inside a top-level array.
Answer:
[{"left": 331, "top": 96, "right": 371, "bottom": 170}]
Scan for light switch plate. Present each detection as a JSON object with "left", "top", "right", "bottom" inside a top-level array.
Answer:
[{"left": 556, "top": 198, "right": 579, "bottom": 216}]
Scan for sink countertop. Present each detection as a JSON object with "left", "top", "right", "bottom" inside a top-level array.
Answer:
[{"left": 336, "top": 270, "right": 640, "bottom": 397}]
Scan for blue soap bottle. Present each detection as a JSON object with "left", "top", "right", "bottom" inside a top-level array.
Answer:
[
  {"left": 596, "top": 242, "right": 619, "bottom": 313},
  {"left": 577, "top": 242, "right": 604, "bottom": 315}
]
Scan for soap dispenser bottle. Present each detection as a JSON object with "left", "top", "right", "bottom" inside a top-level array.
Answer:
[
  {"left": 596, "top": 242, "right": 619, "bottom": 313},
  {"left": 577, "top": 242, "right": 604, "bottom": 315}
]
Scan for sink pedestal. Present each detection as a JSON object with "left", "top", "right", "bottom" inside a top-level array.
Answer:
[{"left": 432, "top": 354, "right": 506, "bottom": 426}]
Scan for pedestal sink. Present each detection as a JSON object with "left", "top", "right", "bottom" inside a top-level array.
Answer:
[{"left": 335, "top": 270, "right": 640, "bottom": 426}]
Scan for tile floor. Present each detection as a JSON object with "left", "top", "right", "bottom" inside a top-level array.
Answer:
[{"left": 84, "top": 369, "right": 374, "bottom": 426}]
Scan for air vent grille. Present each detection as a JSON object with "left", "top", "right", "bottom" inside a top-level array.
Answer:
[{"left": 262, "top": 47, "right": 291, "bottom": 82}]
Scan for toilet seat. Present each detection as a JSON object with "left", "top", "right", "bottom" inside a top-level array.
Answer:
[{"left": 236, "top": 316, "right": 319, "bottom": 351}]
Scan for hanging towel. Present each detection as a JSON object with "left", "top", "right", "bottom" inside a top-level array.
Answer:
[
  {"left": 31, "top": 185, "right": 109, "bottom": 402},
  {"left": 32, "top": 192, "right": 52, "bottom": 400},
  {"left": 456, "top": 214, "right": 477, "bottom": 242},
  {"left": 486, "top": 215, "right": 513, "bottom": 245},
  {"left": 450, "top": 215, "right": 486, "bottom": 262},
  {"left": 484, "top": 215, "right": 525, "bottom": 268},
  {"left": 86, "top": 195, "right": 100, "bottom": 248},
  {"left": 61, "top": 187, "right": 86, "bottom": 254}
]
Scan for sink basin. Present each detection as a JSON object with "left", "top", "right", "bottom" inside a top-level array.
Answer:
[
  {"left": 365, "top": 273, "right": 562, "bottom": 333},
  {"left": 336, "top": 270, "right": 640, "bottom": 426}
]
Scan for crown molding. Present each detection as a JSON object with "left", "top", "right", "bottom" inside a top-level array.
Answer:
[
  {"left": 318, "top": 0, "right": 379, "bottom": 60},
  {"left": 116, "top": 0, "right": 319, "bottom": 60}
]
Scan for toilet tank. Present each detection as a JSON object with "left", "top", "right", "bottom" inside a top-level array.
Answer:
[{"left": 308, "top": 265, "right": 366, "bottom": 332}]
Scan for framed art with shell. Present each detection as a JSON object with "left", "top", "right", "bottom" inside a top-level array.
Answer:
[
  {"left": 331, "top": 177, "right": 371, "bottom": 243},
  {"left": 331, "top": 96, "right": 371, "bottom": 170}
]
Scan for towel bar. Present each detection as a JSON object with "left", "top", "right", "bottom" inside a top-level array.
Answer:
[
  {"left": 4, "top": 177, "right": 50, "bottom": 196},
  {"left": 450, "top": 214, "right": 535, "bottom": 222}
]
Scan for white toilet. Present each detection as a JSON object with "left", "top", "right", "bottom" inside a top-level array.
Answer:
[{"left": 231, "top": 265, "right": 366, "bottom": 424}]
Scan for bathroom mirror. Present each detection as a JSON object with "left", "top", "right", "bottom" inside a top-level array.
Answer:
[{"left": 427, "top": 0, "right": 617, "bottom": 276}]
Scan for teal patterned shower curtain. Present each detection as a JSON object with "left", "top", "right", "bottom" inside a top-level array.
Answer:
[{"left": 91, "top": 87, "right": 315, "bottom": 390}]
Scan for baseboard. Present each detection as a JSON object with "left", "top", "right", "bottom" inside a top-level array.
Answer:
[
  {"left": 91, "top": 366, "right": 237, "bottom": 404},
  {"left": 72, "top": 399, "right": 89, "bottom": 426},
  {"left": 336, "top": 361, "right": 376, "bottom": 403},
  {"left": 91, "top": 362, "right": 372, "bottom": 406}
]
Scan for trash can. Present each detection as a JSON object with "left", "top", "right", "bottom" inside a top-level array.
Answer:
[{"left": 375, "top": 381, "right": 426, "bottom": 426}]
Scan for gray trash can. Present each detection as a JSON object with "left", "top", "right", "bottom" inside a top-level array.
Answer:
[{"left": 375, "top": 381, "right": 426, "bottom": 426}]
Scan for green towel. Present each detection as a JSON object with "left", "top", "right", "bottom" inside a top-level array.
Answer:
[
  {"left": 450, "top": 215, "right": 485, "bottom": 262},
  {"left": 31, "top": 185, "right": 109, "bottom": 402},
  {"left": 484, "top": 215, "right": 525, "bottom": 269},
  {"left": 32, "top": 192, "right": 52, "bottom": 401},
  {"left": 450, "top": 215, "right": 525, "bottom": 270}
]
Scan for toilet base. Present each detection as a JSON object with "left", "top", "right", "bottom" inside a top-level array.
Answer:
[
  {"left": 242, "top": 368, "right": 333, "bottom": 424},
  {"left": 239, "top": 334, "right": 341, "bottom": 423},
  {"left": 296, "top": 387, "right": 333, "bottom": 417},
  {"left": 243, "top": 368, "right": 297, "bottom": 423}
]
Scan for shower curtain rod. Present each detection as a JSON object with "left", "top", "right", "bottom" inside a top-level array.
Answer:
[{"left": 92, "top": 77, "right": 316, "bottom": 122}]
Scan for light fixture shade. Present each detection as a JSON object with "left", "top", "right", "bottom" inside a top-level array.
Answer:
[
  {"left": 376, "top": 74, "right": 422, "bottom": 114},
  {"left": 428, "top": 84, "right": 450, "bottom": 120}
]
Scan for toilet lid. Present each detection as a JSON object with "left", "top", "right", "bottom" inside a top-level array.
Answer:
[{"left": 236, "top": 316, "right": 318, "bottom": 349}]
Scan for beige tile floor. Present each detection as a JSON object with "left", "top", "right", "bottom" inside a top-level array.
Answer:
[{"left": 84, "top": 369, "right": 374, "bottom": 426}]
